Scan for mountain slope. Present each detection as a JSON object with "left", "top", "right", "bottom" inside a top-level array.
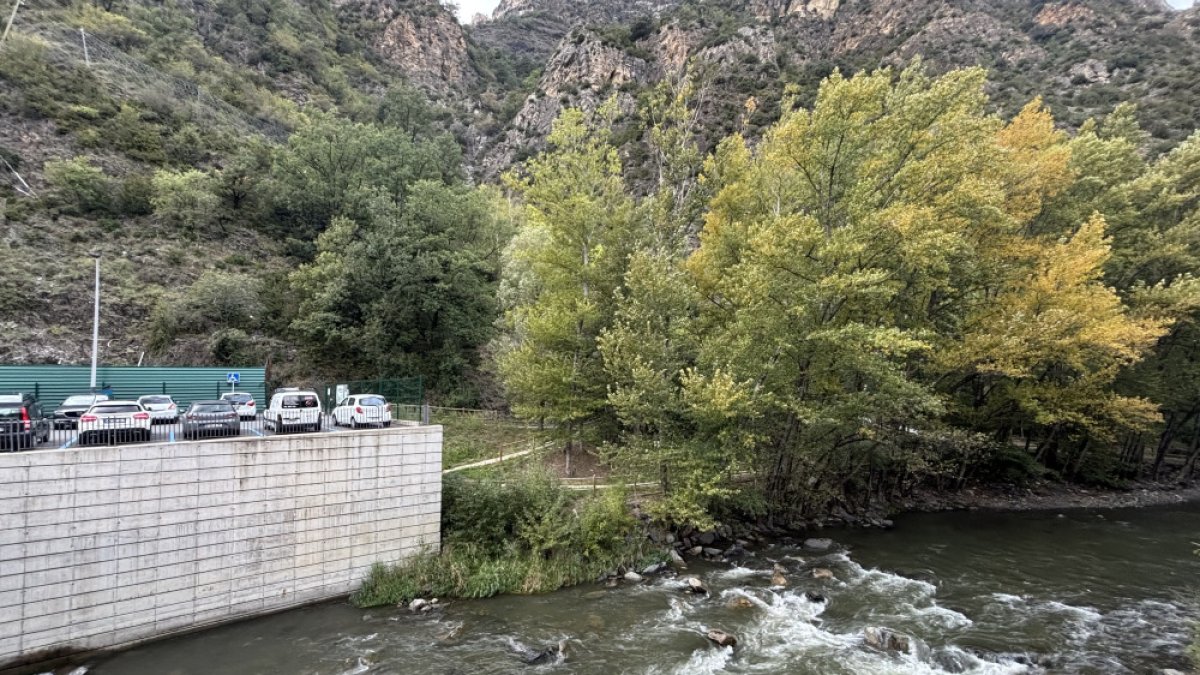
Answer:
[{"left": 476, "top": 0, "right": 1200, "bottom": 175}]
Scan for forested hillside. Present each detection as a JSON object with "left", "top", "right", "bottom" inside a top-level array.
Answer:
[{"left": 2, "top": 0, "right": 1199, "bottom": 424}]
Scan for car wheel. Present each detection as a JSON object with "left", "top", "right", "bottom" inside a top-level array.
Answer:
[
  {"left": 142, "top": 430, "right": 151, "bottom": 443},
  {"left": 350, "top": 417, "right": 358, "bottom": 430},
  {"left": 383, "top": 422, "right": 391, "bottom": 428}
]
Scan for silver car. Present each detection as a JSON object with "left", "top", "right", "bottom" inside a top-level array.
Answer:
[
  {"left": 180, "top": 400, "right": 240, "bottom": 440},
  {"left": 137, "top": 395, "right": 179, "bottom": 424}
]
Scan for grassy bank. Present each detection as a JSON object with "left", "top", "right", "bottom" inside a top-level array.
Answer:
[{"left": 353, "top": 469, "right": 663, "bottom": 607}]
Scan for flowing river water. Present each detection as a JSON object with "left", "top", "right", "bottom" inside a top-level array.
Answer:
[{"left": 89, "top": 503, "right": 1200, "bottom": 674}]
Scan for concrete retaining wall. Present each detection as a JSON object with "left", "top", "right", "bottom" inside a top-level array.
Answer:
[{"left": 0, "top": 426, "right": 442, "bottom": 667}]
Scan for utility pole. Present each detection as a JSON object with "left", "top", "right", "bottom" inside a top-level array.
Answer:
[
  {"left": 89, "top": 254, "right": 101, "bottom": 390},
  {"left": 1, "top": 0, "right": 21, "bottom": 49}
]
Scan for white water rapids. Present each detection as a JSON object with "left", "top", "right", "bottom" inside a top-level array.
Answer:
[{"left": 89, "top": 505, "right": 1200, "bottom": 674}]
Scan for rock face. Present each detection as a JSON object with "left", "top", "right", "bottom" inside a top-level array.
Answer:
[
  {"left": 749, "top": 0, "right": 840, "bottom": 21},
  {"left": 340, "top": 0, "right": 473, "bottom": 90},
  {"left": 480, "top": 28, "right": 649, "bottom": 176}
]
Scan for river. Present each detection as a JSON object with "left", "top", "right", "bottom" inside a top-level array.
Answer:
[{"left": 89, "top": 503, "right": 1200, "bottom": 674}]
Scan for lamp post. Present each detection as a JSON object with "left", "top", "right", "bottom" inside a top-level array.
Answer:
[{"left": 88, "top": 253, "right": 100, "bottom": 390}]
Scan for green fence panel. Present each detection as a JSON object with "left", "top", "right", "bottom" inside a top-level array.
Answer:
[{"left": 0, "top": 365, "right": 267, "bottom": 409}]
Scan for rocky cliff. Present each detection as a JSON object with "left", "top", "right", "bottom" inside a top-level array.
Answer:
[{"left": 476, "top": 0, "right": 1200, "bottom": 176}]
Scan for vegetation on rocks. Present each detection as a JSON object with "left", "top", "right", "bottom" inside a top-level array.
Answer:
[{"left": 352, "top": 470, "right": 658, "bottom": 606}]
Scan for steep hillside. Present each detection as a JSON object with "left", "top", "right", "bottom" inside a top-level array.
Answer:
[
  {"left": 477, "top": 0, "right": 1200, "bottom": 175},
  {"left": 3, "top": 0, "right": 1200, "bottom": 394},
  {"left": 0, "top": 0, "right": 473, "bottom": 372}
]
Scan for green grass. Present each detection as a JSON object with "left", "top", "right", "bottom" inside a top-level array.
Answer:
[{"left": 437, "top": 412, "right": 548, "bottom": 469}]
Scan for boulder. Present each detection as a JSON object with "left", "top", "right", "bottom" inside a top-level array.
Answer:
[
  {"left": 688, "top": 546, "right": 704, "bottom": 557},
  {"left": 408, "top": 598, "right": 431, "bottom": 613},
  {"left": 803, "top": 538, "right": 834, "bottom": 551},
  {"left": 683, "top": 576, "right": 708, "bottom": 594},
  {"left": 863, "top": 627, "right": 910, "bottom": 654},
  {"left": 669, "top": 549, "right": 686, "bottom": 566},
  {"left": 771, "top": 570, "right": 788, "bottom": 586},
  {"left": 698, "top": 531, "right": 717, "bottom": 546},
  {"left": 642, "top": 562, "right": 665, "bottom": 575},
  {"left": 624, "top": 571, "right": 644, "bottom": 582},
  {"left": 812, "top": 568, "right": 835, "bottom": 580},
  {"left": 705, "top": 629, "right": 738, "bottom": 648},
  {"left": 804, "top": 591, "right": 827, "bottom": 603},
  {"left": 728, "top": 596, "right": 755, "bottom": 609},
  {"left": 702, "top": 547, "right": 723, "bottom": 558},
  {"left": 521, "top": 640, "right": 566, "bottom": 665}
]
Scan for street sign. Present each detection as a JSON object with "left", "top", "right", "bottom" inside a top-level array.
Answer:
[{"left": 226, "top": 372, "right": 240, "bottom": 384}]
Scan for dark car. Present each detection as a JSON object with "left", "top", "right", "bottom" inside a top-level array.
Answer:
[
  {"left": 0, "top": 393, "right": 50, "bottom": 451},
  {"left": 181, "top": 400, "right": 241, "bottom": 440},
  {"left": 54, "top": 393, "right": 110, "bottom": 429}
]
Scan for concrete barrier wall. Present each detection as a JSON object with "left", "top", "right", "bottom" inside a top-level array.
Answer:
[{"left": 0, "top": 426, "right": 442, "bottom": 666}]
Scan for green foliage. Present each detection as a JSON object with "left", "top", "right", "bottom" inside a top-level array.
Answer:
[
  {"left": 44, "top": 157, "right": 112, "bottom": 216},
  {"left": 352, "top": 469, "right": 650, "bottom": 606},
  {"left": 288, "top": 181, "right": 505, "bottom": 397},
  {"left": 496, "top": 106, "right": 638, "bottom": 448},
  {"left": 151, "top": 169, "right": 220, "bottom": 230},
  {"left": 148, "top": 271, "right": 265, "bottom": 352}
]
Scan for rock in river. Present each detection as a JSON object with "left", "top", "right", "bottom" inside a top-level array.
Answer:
[
  {"left": 683, "top": 576, "right": 708, "bottom": 594},
  {"left": 803, "top": 538, "right": 834, "bottom": 551},
  {"left": 408, "top": 598, "right": 431, "bottom": 613},
  {"left": 624, "top": 571, "right": 644, "bottom": 582},
  {"left": 728, "top": 596, "right": 755, "bottom": 610},
  {"left": 812, "top": 568, "right": 835, "bottom": 580},
  {"left": 863, "top": 627, "right": 911, "bottom": 654},
  {"left": 705, "top": 629, "right": 738, "bottom": 648}
]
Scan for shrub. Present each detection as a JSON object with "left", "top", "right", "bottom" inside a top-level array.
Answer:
[
  {"left": 44, "top": 157, "right": 112, "bottom": 215},
  {"left": 151, "top": 169, "right": 220, "bottom": 230},
  {"left": 353, "top": 469, "right": 654, "bottom": 607}
]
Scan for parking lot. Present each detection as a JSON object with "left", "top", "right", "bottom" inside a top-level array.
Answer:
[{"left": 28, "top": 413, "right": 402, "bottom": 451}]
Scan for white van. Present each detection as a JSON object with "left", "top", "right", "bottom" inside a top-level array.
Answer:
[{"left": 264, "top": 389, "right": 323, "bottom": 433}]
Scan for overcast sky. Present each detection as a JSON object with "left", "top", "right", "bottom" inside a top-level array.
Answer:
[{"left": 454, "top": 0, "right": 1194, "bottom": 22}]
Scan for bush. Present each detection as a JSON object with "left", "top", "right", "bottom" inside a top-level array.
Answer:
[
  {"left": 151, "top": 169, "right": 220, "bottom": 230},
  {"left": 44, "top": 157, "right": 112, "bottom": 216},
  {"left": 147, "top": 271, "right": 264, "bottom": 351},
  {"left": 353, "top": 469, "right": 653, "bottom": 607}
]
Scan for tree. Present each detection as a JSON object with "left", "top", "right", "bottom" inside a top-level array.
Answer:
[
  {"left": 290, "top": 185, "right": 505, "bottom": 401},
  {"left": 151, "top": 169, "right": 220, "bottom": 230},
  {"left": 496, "top": 106, "right": 638, "bottom": 474}
]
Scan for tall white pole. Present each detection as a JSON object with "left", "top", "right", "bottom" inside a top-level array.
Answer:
[{"left": 90, "top": 257, "right": 100, "bottom": 390}]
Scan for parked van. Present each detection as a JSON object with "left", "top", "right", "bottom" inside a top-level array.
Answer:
[{"left": 265, "top": 389, "right": 323, "bottom": 433}]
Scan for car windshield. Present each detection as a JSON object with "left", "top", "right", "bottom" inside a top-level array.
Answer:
[
  {"left": 282, "top": 395, "right": 319, "bottom": 409},
  {"left": 0, "top": 405, "right": 22, "bottom": 419},
  {"left": 223, "top": 394, "right": 252, "bottom": 403},
  {"left": 95, "top": 405, "right": 142, "bottom": 414},
  {"left": 359, "top": 396, "right": 387, "bottom": 407},
  {"left": 141, "top": 396, "right": 171, "bottom": 404},
  {"left": 63, "top": 396, "right": 97, "bottom": 406},
  {"left": 192, "top": 403, "right": 233, "bottom": 413}
]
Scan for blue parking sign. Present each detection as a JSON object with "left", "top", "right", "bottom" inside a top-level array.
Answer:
[{"left": 226, "top": 372, "right": 240, "bottom": 384}]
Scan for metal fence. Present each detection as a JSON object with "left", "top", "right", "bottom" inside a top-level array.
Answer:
[{"left": 1, "top": 379, "right": 422, "bottom": 451}]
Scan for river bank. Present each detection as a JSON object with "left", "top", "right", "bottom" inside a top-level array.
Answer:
[
  {"left": 901, "top": 479, "right": 1200, "bottom": 513},
  {"left": 90, "top": 502, "right": 1200, "bottom": 675}
]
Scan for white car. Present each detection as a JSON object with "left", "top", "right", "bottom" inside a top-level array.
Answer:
[
  {"left": 332, "top": 394, "right": 392, "bottom": 429},
  {"left": 220, "top": 392, "right": 258, "bottom": 420},
  {"left": 78, "top": 400, "right": 152, "bottom": 445},
  {"left": 137, "top": 395, "right": 179, "bottom": 424},
  {"left": 265, "top": 390, "right": 323, "bottom": 433}
]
